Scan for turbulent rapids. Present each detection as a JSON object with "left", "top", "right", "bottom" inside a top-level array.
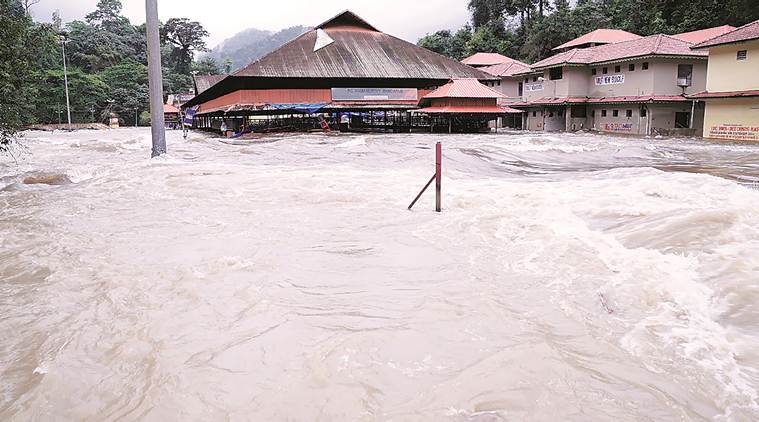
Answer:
[{"left": 2, "top": 128, "right": 759, "bottom": 421}]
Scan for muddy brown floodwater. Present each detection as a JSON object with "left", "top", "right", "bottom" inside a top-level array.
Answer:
[{"left": 2, "top": 128, "right": 759, "bottom": 421}]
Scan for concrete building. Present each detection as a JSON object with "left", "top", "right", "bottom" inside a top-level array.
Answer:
[
  {"left": 478, "top": 60, "right": 532, "bottom": 128},
  {"left": 691, "top": 20, "right": 759, "bottom": 141},
  {"left": 513, "top": 33, "right": 710, "bottom": 136}
]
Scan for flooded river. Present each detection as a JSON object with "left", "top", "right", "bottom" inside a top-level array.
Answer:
[{"left": 2, "top": 128, "right": 759, "bottom": 421}]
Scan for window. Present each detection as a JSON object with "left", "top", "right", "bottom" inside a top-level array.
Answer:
[
  {"left": 675, "top": 112, "right": 691, "bottom": 128},
  {"left": 497, "top": 80, "right": 501, "bottom": 86},
  {"left": 533, "top": 111, "right": 537, "bottom": 117},
  {"left": 615, "top": 65, "right": 621, "bottom": 73},
  {"left": 571, "top": 107, "right": 587, "bottom": 118},
  {"left": 640, "top": 108, "right": 647, "bottom": 117},
  {"left": 613, "top": 110, "right": 619, "bottom": 117},
  {"left": 558, "top": 109, "right": 564, "bottom": 117},
  {"left": 533, "top": 76, "right": 538, "bottom": 82},
  {"left": 518, "top": 82, "right": 523, "bottom": 96},
  {"left": 549, "top": 111, "right": 554, "bottom": 117},
  {"left": 591, "top": 110, "right": 596, "bottom": 117},
  {"left": 602, "top": 67, "right": 608, "bottom": 74},
  {"left": 629, "top": 63, "right": 635, "bottom": 71},
  {"left": 677, "top": 64, "right": 693, "bottom": 86},
  {"left": 549, "top": 67, "right": 563, "bottom": 80},
  {"left": 737, "top": 50, "right": 747, "bottom": 60},
  {"left": 525, "top": 78, "right": 529, "bottom": 83},
  {"left": 642, "top": 62, "right": 649, "bottom": 70},
  {"left": 626, "top": 109, "right": 633, "bottom": 118},
  {"left": 601, "top": 110, "right": 607, "bottom": 117},
  {"left": 592, "top": 68, "right": 597, "bottom": 75}
]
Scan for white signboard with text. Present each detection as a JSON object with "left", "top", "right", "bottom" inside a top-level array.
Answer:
[
  {"left": 595, "top": 74, "right": 625, "bottom": 85},
  {"left": 331, "top": 88, "right": 418, "bottom": 101},
  {"left": 525, "top": 83, "right": 544, "bottom": 92}
]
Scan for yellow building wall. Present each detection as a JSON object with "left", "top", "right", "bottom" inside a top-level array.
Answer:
[
  {"left": 702, "top": 98, "right": 759, "bottom": 141},
  {"left": 705, "top": 40, "right": 759, "bottom": 92}
]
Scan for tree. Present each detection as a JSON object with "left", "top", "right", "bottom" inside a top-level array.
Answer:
[
  {"left": 418, "top": 27, "right": 473, "bottom": 61},
  {"left": 34, "top": 69, "right": 109, "bottom": 123},
  {"left": 99, "top": 60, "right": 149, "bottom": 119},
  {"left": 21, "top": 0, "right": 38, "bottom": 15},
  {"left": 1, "top": 0, "right": 56, "bottom": 151},
  {"left": 161, "top": 18, "right": 209, "bottom": 74},
  {"left": 85, "top": 0, "right": 124, "bottom": 28},
  {"left": 192, "top": 56, "right": 221, "bottom": 75}
]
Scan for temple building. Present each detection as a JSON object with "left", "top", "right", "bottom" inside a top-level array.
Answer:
[
  {"left": 182, "top": 10, "right": 495, "bottom": 133},
  {"left": 413, "top": 78, "right": 523, "bottom": 132},
  {"left": 690, "top": 20, "right": 759, "bottom": 141}
]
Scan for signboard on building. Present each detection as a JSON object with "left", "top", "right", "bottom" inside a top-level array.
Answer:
[
  {"left": 603, "top": 122, "right": 633, "bottom": 132},
  {"left": 525, "top": 83, "right": 544, "bottom": 92},
  {"left": 331, "top": 88, "right": 418, "bottom": 101},
  {"left": 595, "top": 74, "right": 625, "bottom": 85},
  {"left": 708, "top": 124, "right": 759, "bottom": 141}
]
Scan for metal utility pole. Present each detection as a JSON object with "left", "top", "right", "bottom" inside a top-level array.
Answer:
[
  {"left": 59, "top": 33, "right": 72, "bottom": 131},
  {"left": 145, "top": 0, "right": 166, "bottom": 157}
]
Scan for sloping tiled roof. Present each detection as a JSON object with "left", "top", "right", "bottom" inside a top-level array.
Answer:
[
  {"left": 461, "top": 52, "right": 513, "bottom": 66},
  {"left": 672, "top": 25, "right": 736, "bottom": 44},
  {"left": 163, "top": 104, "right": 180, "bottom": 113},
  {"left": 531, "top": 48, "right": 596, "bottom": 69},
  {"left": 480, "top": 60, "right": 532, "bottom": 77},
  {"left": 692, "top": 19, "right": 759, "bottom": 49},
  {"left": 423, "top": 78, "right": 505, "bottom": 99},
  {"left": 234, "top": 10, "right": 491, "bottom": 80},
  {"left": 193, "top": 74, "right": 226, "bottom": 95},
  {"left": 553, "top": 29, "right": 641, "bottom": 50},
  {"left": 689, "top": 90, "right": 759, "bottom": 98},
  {"left": 533, "top": 34, "right": 707, "bottom": 69}
]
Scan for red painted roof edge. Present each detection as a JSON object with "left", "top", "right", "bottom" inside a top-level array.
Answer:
[
  {"left": 688, "top": 89, "right": 759, "bottom": 98},
  {"left": 509, "top": 95, "right": 689, "bottom": 106}
]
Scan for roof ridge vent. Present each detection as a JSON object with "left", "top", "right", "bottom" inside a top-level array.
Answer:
[{"left": 314, "top": 29, "right": 335, "bottom": 52}]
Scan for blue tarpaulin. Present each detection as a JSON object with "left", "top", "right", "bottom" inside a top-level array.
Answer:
[{"left": 268, "top": 103, "right": 328, "bottom": 114}]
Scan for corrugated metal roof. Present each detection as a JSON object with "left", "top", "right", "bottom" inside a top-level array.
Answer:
[
  {"left": 461, "top": 53, "right": 513, "bottom": 66},
  {"left": 692, "top": 19, "right": 759, "bottom": 49},
  {"left": 533, "top": 34, "right": 707, "bottom": 69},
  {"left": 480, "top": 61, "right": 532, "bottom": 77},
  {"left": 193, "top": 75, "right": 226, "bottom": 95},
  {"left": 424, "top": 78, "right": 505, "bottom": 99},
  {"left": 672, "top": 25, "right": 736, "bottom": 44},
  {"left": 553, "top": 29, "right": 641, "bottom": 50},
  {"left": 234, "top": 11, "right": 492, "bottom": 80}
]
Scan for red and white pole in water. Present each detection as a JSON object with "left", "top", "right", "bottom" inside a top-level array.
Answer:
[
  {"left": 435, "top": 142, "right": 441, "bottom": 212},
  {"left": 407, "top": 142, "right": 443, "bottom": 212}
]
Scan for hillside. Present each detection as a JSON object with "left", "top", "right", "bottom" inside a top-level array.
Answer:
[{"left": 204, "top": 26, "right": 308, "bottom": 72}]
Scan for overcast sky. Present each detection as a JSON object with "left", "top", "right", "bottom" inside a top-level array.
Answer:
[{"left": 32, "top": 0, "right": 471, "bottom": 47}]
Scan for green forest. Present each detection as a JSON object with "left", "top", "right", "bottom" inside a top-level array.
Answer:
[
  {"left": 0, "top": 0, "right": 222, "bottom": 150},
  {"left": 418, "top": 0, "right": 759, "bottom": 63}
]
